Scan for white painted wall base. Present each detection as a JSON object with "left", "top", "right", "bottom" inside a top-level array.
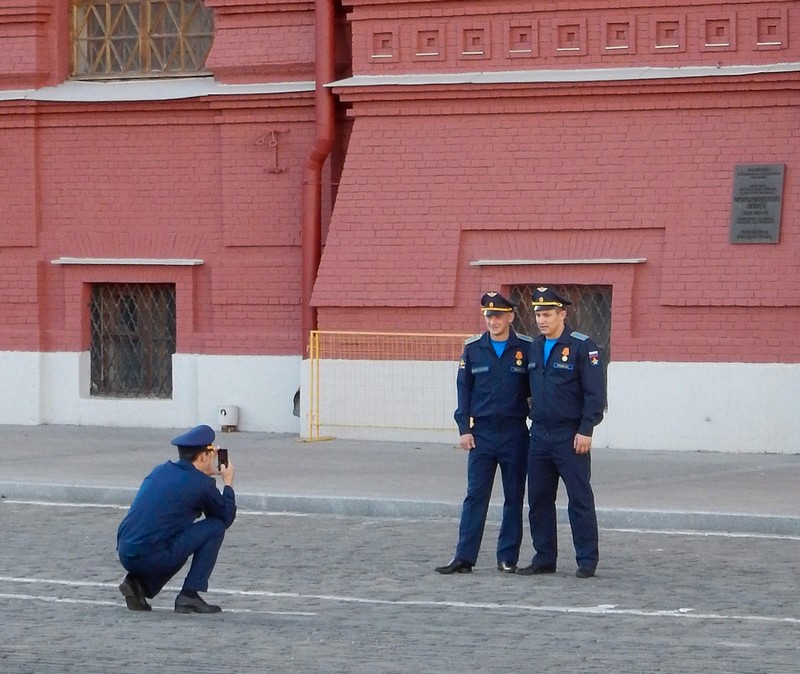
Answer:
[
  {"left": 0, "top": 351, "right": 301, "bottom": 433},
  {"left": 3, "top": 353, "right": 796, "bottom": 452},
  {"left": 298, "top": 359, "right": 800, "bottom": 453},
  {"left": 600, "top": 361, "right": 799, "bottom": 453}
]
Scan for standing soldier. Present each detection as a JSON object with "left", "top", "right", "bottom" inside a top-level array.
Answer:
[
  {"left": 435, "top": 291, "right": 532, "bottom": 574},
  {"left": 518, "top": 287, "right": 606, "bottom": 579}
]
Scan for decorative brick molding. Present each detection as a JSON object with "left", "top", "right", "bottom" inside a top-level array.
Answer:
[
  {"left": 603, "top": 17, "right": 636, "bottom": 55},
  {"left": 754, "top": 8, "right": 787, "bottom": 50},
  {"left": 203, "top": 0, "right": 313, "bottom": 13},
  {"left": 701, "top": 13, "right": 736, "bottom": 52},
  {"left": 0, "top": 3, "right": 53, "bottom": 88},
  {"left": 0, "top": 4, "right": 51, "bottom": 25},
  {"left": 458, "top": 22, "right": 491, "bottom": 61},
  {"left": 505, "top": 19, "right": 538, "bottom": 59},
  {"left": 204, "top": 0, "right": 315, "bottom": 83},
  {"left": 554, "top": 18, "right": 587, "bottom": 57},
  {"left": 348, "top": 3, "right": 798, "bottom": 74}
]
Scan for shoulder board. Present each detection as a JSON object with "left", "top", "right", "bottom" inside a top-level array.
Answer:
[
  {"left": 516, "top": 334, "right": 533, "bottom": 343},
  {"left": 570, "top": 331, "right": 589, "bottom": 341},
  {"left": 464, "top": 335, "right": 481, "bottom": 345}
]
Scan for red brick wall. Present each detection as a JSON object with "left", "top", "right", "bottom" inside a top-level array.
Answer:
[
  {"left": 1, "top": 0, "right": 798, "bottom": 366},
  {"left": 26, "top": 95, "right": 314, "bottom": 356},
  {"left": 315, "top": 0, "right": 799, "bottom": 363},
  {"left": 0, "top": 4, "right": 51, "bottom": 88},
  {"left": 315, "top": 80, "right": 800, "bottom": 361},
  {"left": 0, "top": 1, "right": 317, "bottom": 357},
  {"left": 205, "top": 0, "right": 316, "bottom": 83}
]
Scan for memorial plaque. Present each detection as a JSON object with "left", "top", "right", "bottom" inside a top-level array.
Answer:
[{"left": 730, "top": 163, "right": 784, "bottom": 243}]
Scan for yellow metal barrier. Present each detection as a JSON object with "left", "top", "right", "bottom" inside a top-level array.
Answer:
[{"left": 307, "top": 331, "right": 474, "bottom": 441}]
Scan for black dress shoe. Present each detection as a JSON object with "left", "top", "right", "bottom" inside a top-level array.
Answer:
[
  {"left": 119, "top": 574, "right": 152, "bottom": 611},
  {"left": 434, "top": 559, "right": 473, "bottom": 574},
  {"left": 516, "top": 563, "right": 556, "bottom": 576},
  {"left": 174, "top": 592, "right": 222, "bottom": 614},
  {"left": 497, "top": 561, "right": 517, "bottom": 573},
  {"left": 576, "top": 567, "right": 596, "bottom": 578}
]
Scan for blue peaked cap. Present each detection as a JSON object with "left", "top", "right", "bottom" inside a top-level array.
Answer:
[{"left": 170, "top": 424, "right": 215, "bottom": 448}]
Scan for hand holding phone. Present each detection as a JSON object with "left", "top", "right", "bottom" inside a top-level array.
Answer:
[{"left": 217, "top": 448, "right": 229, "bottom": 471}]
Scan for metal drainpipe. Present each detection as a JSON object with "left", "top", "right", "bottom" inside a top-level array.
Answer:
[{"left": 301, "top": 0, "right": 335, "bottom": 356}]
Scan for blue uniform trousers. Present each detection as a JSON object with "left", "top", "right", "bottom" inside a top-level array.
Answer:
[
  {"left": 528, "top": 424, "right": 599, "bottom": 570},
  {"left": 455, "top": 418, "right": 528, "bottom": 565},
  {"left": 118, "top": 517, "right": 226, "bottom": 598}
]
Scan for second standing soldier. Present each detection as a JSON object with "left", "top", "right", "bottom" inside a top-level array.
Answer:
[
  {"left": 518, "top": 287, "right": 606, "bottom": 579},
  {"left": 435, "top": 291, "right": 531, "bottom": 574}
]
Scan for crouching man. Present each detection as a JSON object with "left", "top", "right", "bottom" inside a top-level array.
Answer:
[{"left": 116, "top": 424, "right": 236, "bottom": 614}]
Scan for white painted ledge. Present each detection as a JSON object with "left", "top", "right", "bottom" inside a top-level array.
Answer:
[
  {"left": 470, "top": 258, "right": 646, "bottom": 266},
  {"left": 51, "top": 257, "right": 204, "bottom": 266}
]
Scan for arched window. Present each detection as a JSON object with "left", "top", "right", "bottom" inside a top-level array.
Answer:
[{"left": 71, "top": 0, "right": 214, "bottom": 78}]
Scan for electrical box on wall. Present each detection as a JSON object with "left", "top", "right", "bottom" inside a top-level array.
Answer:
[{"left": 218, "top": 405, "right": 239, "bottom": 432}]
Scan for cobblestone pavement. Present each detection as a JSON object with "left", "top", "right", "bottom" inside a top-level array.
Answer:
[{"left": 1, "top": 500, "right": 799, "bottom": 673}]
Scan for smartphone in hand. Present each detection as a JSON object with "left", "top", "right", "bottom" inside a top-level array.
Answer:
[{"left": 217, "top": 448, "right": 229, "bottom": 471}]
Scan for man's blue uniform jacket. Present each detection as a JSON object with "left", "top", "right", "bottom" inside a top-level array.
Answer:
[{"left": 117, "top": 459, "right": 236, "bottom": 558}]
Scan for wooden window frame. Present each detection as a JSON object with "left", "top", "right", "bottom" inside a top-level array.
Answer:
[{"left": 71, "top": 0, "right": 214, "bottom": 79}]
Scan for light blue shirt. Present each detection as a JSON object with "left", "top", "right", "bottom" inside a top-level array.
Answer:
[
  {"left": 543, "top": 338, "right": 558, "bottom": 364},
  {"left": 491, "top": 339, "right": 508, "bottom": 358}
]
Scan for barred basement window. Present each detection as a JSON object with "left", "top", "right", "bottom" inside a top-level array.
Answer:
[
  {"left": 71, "top": 0, "right": 214, "bottom": 79},
  {"left": 90, "top": 283, "right": 176, "bottom": 398},
  {"left": 511, "top": 283, "right": 612, "bottom": 371}
]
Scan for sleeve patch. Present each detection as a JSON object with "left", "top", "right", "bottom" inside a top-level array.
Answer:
[{"left": 589, "top": 350, "right": 600, "bottom": 366}]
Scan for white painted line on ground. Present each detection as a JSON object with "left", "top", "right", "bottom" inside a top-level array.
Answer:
[
  {"left": 1, "top": 576, "right": 797, "bottom": 625},
  {"left": 607, "top": 527, "right": 800, "bottom": 541},
  {"left": 1, "top": 500, "right": 322, "bottom": 518},
  {"left": 4, "top": 500, "right": 799, "bottom": 539},
  {"left": 2, "top": 500, "right": 130, "bottom": 510},
  {"left": 0, "top": 592, "right": 316, "bottom": 616}
]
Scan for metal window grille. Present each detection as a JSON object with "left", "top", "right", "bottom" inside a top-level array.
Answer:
[
  {"left": 510, "top": 284, "right": 613, "bottom": 366},
  {"left": 90, "top": 283, "right": 176, "bottom": 398},
  {"left": 71, "top": 0, "right": 214, "bottom": 78}
]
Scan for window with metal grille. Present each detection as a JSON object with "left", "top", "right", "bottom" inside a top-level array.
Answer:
[
  {"left": 510, "top": 284, "right": 613, "bottom": 367},
  {"left": 71, "top": 0, "right": 214, "bottom": 79},
  {"left": 90, "top": 283, "right": 176, "bottom": 398}
]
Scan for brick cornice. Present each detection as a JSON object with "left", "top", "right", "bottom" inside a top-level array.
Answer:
[
  {"left": 344, "top": 0, "right": 795, "bottom": 10},
  {"left": 204, "top": 0, "right": 313, "bottom": 13},
  {"left": 334, "top": 70, "right": 800, "bottom": 114},
  {"left": 0, "top": 3, "right": 51, "bottom": 24}
]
